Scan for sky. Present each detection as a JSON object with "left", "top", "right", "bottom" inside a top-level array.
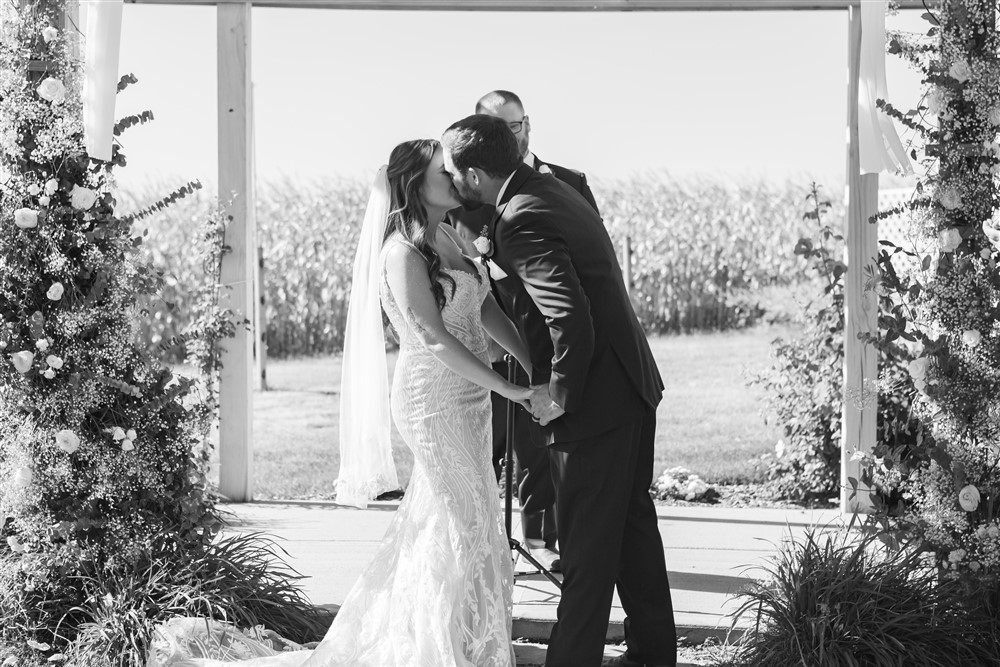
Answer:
[{"left": 109, "top": 4, "right": 931, "bottom": 192}]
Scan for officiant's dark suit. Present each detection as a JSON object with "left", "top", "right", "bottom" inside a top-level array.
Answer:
[{"left": 487, "top": 162, "right": 677, "bottom": 667}]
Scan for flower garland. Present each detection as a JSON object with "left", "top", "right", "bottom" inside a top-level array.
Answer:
[{"left": 861, "top": 0, "right": 1000, "bottom": 585}]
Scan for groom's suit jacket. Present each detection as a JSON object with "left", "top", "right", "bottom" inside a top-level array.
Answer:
[{"left": 490, "top": 164, "right": 663, "bottom": 446}]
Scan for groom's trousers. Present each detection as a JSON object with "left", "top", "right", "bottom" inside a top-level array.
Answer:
[{"left": 544, "top": 411, "right": 677, "bottom": 667}]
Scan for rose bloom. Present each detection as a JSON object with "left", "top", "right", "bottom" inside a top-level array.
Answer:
[
  {"left": 10, "top": 351, "right": 34, "bottom": 374},
  {"left": 12, "top": 467, "right": 32, "bottom": 489},
  {"left": 7, "top": 536, "right": 24, "bottom": 554},
  {"left": 36, "top": 77, "right": 66, "bottom": 104},
  {"left": 949, "top": 60, "right": 972, "bottom": 83},
  {"left": 44, "top": 179, "right": 58, "bottom": 195},
  {"left": 55, "top": 429, "right": 80, "bottom": 454},
  {"left": 938, "top": 187, "right": 963, "bottom": 211},
  {"left": 35, "top": 339, "right": 48, "bottom": 351},
  {"left": 112, "top": 427, "right": 126, "bottom": 441},
  {"left": 70, "top": 184, "right": 97, "bottom": 210},
  {"left": 962, "top": 330, "right": 982, "bottom": 347},
  {"left": 38, "top": 195, "right": 50, "bottom": 207},
  {"left": 42, "top": 368, "right": 55, "bottom": 380},
  {"left": 948, "top": 548, "right": 967, "bottom": 563},
  {"left": 959, "top": 484, "right": 980, "bottom": 512},
  {"left": 46, "top": 354, "right": 63, "bottom": 369},
  {"left": 27, "top": 183, "right": 42, "bottom": 196},
  {"left": 121, "top": 440, "right": 135, "bottom": 452},
  {"left": 41, "top": 26, "right": 58, "bottom": 43},
  {"left": 14, "top": 208, "right": 38, "bottom": 229},
  {"left": 938, "top": 228, "right": 962, "bottom": 253},
  {"left": 46, "top": 282, "right": 64, "bottom": 301}
]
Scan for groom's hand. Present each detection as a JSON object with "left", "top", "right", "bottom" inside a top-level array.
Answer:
[{"left": 528, "top": 384, "right": 566, "bottom": 427}]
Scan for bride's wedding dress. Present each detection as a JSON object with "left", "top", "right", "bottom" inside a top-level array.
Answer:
[{"left": 148, "top": 257, "right": 514, "bottom": 667}]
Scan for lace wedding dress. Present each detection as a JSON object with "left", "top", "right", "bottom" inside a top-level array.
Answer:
[{"left": 148, "top": 258, "right": 515, "bottom": 667}]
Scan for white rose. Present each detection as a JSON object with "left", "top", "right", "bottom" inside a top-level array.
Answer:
[
  {"left": 938, "top": 187, "right": 963, "bottom": 211},
  {"left": 988, "top": 525, "right": 1000, "bottom": 538},
  {"left": 926, "top": 89, "right": 949, "bottom": 116},
  {"left": 10, "top": 351, "right": 34, "bottom": 374},
  {"left": 46, "top": 282, "right": 64, "bottom": 301},
  {"left": 54, "top": 429, "right": 79, "bottom": 454},
  {"left": 949, "top": 60, "right": 972, "bottom": 83},
  {"left": 7, "top": 536, "right": 23, "bottom": 553},
  {"left": 69, "top": 185, "right": 97, "bottom": 211},
  {"left": 35, "top": 339, "right": 48, "bottom": 351},
  {"left": 989, "top": 107, "right": 1000, "bottom": 127},
  {"left": 45, "top": 355, "right": 63, "bottom": 369},
  {"left": 958, "top": 484, "right": 980, "bottom": 511},
  {"left": 44, "top": 179, "right": 58, "bottom": 195},
  {"left": 984, "top": 216, "right": 1000, "bottom": 250},
  {"left": 27, "top": 183, "right": 42, "bottom": 196},
  {"left": 111, "top": 427, "right": 126, "bottom": 441},
  {"left": 14, "top": 208, "right": 38, "bottom": 229},
  {"left": 937, "top": 227, "right": 962, "bottom": 253},
  {"left": 126, "top": 428, "right": 137, "bottom": 440},
  {"left": 907, "top": 357, "right": 929, "bottom": 390},
  {"left": 12, "top": 467, "right": 32, "bottom": 489},
  {"left": 473, "top": 236, "right": 491, "bottom": 256},
  {"left": 42, "top": 368, "right": 55, "bottom": 380},
  {"left": 41, "top": 26, "right": 58, "bottom": 44},
  {"left": 36, "top": 77, "right": 66, "bottom": 105},
  {"left": 38, "top": 195, "right": 50, "bottom": 207},
  {"left": 121, "top": 439, "right": 135, "bottom": 452},
  {"left": 962, "top": 330, "right": 982, "bottom": 347}
]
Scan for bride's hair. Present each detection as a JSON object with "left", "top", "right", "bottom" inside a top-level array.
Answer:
[{"left": 382, "top": 139, "right": 456, "bottom": 311}]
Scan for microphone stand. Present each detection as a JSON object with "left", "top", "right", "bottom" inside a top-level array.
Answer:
[{"left": 504, "top": 354, "right": 562, "bottom": 590}]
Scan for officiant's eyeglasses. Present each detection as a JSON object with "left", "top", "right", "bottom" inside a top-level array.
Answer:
[{"left": 507, "top": 116, "right": 528, "bottom": 133}]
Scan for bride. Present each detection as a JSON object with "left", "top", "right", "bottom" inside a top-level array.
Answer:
[{"left": 148, "top": 139, "right": 534, "bottom": 667}]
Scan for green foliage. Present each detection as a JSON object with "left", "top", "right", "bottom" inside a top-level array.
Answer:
[
  {"left": 731, "top": 528, "right": 1000, "bottom": 667},
  {"left": 747, "top": 185, "right": 923, "bottom": 502}
]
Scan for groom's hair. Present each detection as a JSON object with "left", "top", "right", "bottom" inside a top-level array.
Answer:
[
  {"left": 475, "top": 90, "right": 523, "bottom": 114},
  {"left": 442, "top": 115, "right": 521, "bottom": 179}
]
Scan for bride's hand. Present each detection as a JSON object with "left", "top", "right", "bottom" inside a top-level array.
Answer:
[{"left": 499, "top": 383, "right": 533, "bottom": 408}]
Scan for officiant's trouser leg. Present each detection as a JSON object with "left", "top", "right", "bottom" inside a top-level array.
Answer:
[
  {"left": 489, "top": 361, "right": 557, "bottom": 543},
  {"left": 544, "top": 411, "right": 676, "bottom": 667}
]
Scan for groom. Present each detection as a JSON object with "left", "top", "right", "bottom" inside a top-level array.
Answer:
[{"left": 442, "top": 115, "right": 677, "bottom": 667}]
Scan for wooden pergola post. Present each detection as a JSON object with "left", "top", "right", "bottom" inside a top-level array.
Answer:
[
  {"left": 217, "top": 3, "right": 255, "bottom": 501},
  {"left": 842, "top": 2, "right": 878, "bottom": 514}
]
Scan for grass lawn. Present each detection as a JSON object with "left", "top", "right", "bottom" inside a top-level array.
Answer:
[{"left": 211, "top": 325, "right": 795, "bottom": 500}]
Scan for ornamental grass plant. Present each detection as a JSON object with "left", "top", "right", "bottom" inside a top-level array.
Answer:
[{"left": 731, "top": 528, "right": 1000, "bottom": 667}]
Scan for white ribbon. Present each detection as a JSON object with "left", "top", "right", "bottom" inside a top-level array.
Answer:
[
  {"left": 81, "top": 0, "right": 123, "bottom": 162},
  {"left": 859, "top": 0, "right": 913, "bottom": 175}
]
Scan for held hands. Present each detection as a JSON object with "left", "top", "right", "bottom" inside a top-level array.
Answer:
[{"left": 527, "top": 384, "right": 566, "bottom": 427}]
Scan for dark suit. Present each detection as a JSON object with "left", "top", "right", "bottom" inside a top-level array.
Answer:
[
  {"left": 489, "top": 164, "right": 676, "bottom": 667},
  {"left": 447, "top": 155, "right": 597, "bottom": 545}
]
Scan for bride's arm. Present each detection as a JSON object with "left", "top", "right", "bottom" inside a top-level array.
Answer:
[
  {"left": 384, "top": 242, "right": 530, "bottom": 403},
  {"left": 481, "top": 294, "right": 532, "bottom": 377}
]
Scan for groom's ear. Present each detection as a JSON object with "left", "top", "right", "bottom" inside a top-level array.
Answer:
[{"left": 467, "top": 167, "right": 482, "bottom": 186}]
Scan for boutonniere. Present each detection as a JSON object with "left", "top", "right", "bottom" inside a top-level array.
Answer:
[
  {"left": 537, "top": 163, "right": 554, "bottom": 176},
  {"left": 473, "top": 224, "right": 494, "bottom": 258}
]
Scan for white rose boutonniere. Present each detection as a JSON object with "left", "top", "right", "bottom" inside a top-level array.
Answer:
[
  {"left": 958, "top": 484, "right": 980, "bottom": 512},
  {"left": 36, "top": 77, "right": 66, "bottom": 104},
  {"left": 472, "top": 225, "right": 493, "bottom": 258},
  {"left": 14, "top": 208, "right": 38, "bottom": 229},
  {"left": 70, "top": 184, "right": 97, "bottom": 210}
]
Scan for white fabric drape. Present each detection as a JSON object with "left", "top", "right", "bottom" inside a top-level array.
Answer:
[
  {"left": 334, "top": 166, "right": 398, "bottom": 508},
  {"left": 859, "top": 0, "right": 912, "bottom": 175},
  {"left": 81, "top": 0, "right": 123, "bottom": 162}
]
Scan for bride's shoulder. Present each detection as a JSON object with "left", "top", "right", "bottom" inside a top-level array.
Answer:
[{"left": 382, "top": 237, "right": 428, "bottom": 278}]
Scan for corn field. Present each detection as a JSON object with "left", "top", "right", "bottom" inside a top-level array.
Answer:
[{"left": 119, "top": 177, "right": 839, "bottom": 360}]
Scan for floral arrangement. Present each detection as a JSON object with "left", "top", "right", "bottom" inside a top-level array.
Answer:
[
  {"left": 652, "top": 466, "right": 719, "bottom": 503},
  {"left": 0, "top": 3, "right": 294, "bottom": 662},
  {"left": 854, "top": 0, "right": 1000, "bottom": 589}
]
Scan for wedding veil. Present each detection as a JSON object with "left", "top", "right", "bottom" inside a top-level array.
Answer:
[{"left": 334, "top": 165, "right": 399, "bottom": 508}]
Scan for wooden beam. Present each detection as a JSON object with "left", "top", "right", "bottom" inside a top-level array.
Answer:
[
  {"left": 841, "top": 3, "right": 877, "bottom": 515},
  {"left": 217, "top": 2, "right": 255, "bottom": 502},
  {"left": 127, "top": 0, "right": 927, "bottom": 10}
]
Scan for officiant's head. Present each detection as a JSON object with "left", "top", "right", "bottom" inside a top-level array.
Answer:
[
  {"left": 476, "top": 90, "right": 531, "bottom": 159},
  {"left": 441, "top": 115, "right": 521, "bottom": 207}
]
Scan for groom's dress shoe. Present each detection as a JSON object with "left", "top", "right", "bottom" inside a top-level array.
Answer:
[{"left": 524, "top": 539, "right": 561, "bottom": 573}]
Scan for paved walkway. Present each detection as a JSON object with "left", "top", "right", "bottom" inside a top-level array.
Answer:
[{"left": 223, "top": 500, "right": 841, "bottom": 666}]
